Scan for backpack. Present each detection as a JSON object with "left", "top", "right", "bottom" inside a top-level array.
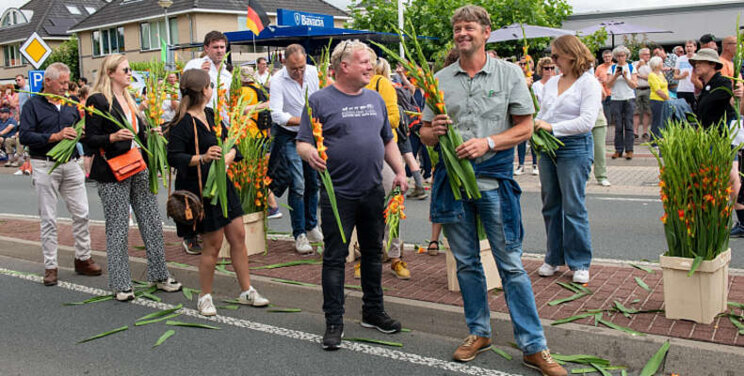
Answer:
[
  {"left": 244, "top": 84, "right": 272, "bottom": 130},
  {"left": 374, "top": 77, "right": 417, "bottom": 141}
]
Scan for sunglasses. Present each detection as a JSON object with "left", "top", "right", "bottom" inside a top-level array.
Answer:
[
  {"left": 210, "top": 82, "right": 215, "bottom": 88},
  {"left": 543, "top": 66, "right": 556, "bottom": 71},
  {"left": 122, "top": 67, "right": 132, "bottom": 74}
]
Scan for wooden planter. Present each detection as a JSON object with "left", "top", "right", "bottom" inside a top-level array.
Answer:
[
  {"left": 443, "top": 238, "right": 502, "bottom": 293},
  {"left": 660, "top": 248, "right": 731, "bottom": 324},
  {"left": 218, "top": 212, "right": 266, "bottom": 258}
]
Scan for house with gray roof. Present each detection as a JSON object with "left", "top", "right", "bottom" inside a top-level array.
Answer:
[
  {"left": 67, "top": 0, "right": 348, "bottom": 80},
  {"left": 0, "top": 0, "right": 106, "bottom": 81}
]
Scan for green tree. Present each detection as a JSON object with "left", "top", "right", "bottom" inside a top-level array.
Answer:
[
  {"left": 348, "top": 0, "right": 573, "bottom": 60},
  {"left": 40, "top": 35, "right": 79, "bottom": 81}
]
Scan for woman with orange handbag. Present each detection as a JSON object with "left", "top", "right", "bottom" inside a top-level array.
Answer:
[{"left": 85, "top": 54, "right": 181, "bottom": 301}]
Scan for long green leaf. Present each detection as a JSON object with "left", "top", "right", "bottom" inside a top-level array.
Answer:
[
  {"left": 727, "top": 301, "right": 744, "bottom": 309},
  {"left": 135, "top": 304, "right": 183, "bottom": 322},
  {"left": 345, "top": 337, "right": 403, "bottom": 347},
  {"left": 216, "top": 305, "right": 240, "bottom": 310},
  {"left": 597, "top": 318, "right": 645, "bottom": 336},
  {"left": 271, "top": 278, "right": 316, "bottom": 287},
  {"left": 552, "top": 354, "right": 611, "bottom": 367},
  {"left": 168, "top": 262, "right": 191, "bottom": 268},
  {"left": 165, "top": 320, "right": 220, "bottom": 330},
  {"left": 635, "top": 277, "right": 652, "bottom": 292},
  {"left": 548, "top": 292, "right": 589, "bottom": 306},
  {"left": 728, "top": 314, "right": 744, "bottom": 334},
  {"left": 629, "top": 263, "right": 655, "bottom": 273},
  {"left": 182, "top": 287, "right": 199, "bottom": 301},
  {"left": 140, "top": 292, "right": 161, "bottom": 302},
  {"left": 215, "top": 264, "right": 235, "bottom": 275},
  {"left": 267, "top": 308, "right": 302, "bottom": 313},
  {"left": 639, "top": 341, "right": 670, "bottom": 376},
  {"left": 491, "top": 347, "right": 513, "bottom": 360},
  {"left": 590, "top": 363, "right": 612, "bottom": 376},
  {"left": 250, "top": 260, "right": 322, "bottom": 270},
  {"left": 64, "top": 294, "right": 115, "bottom": 306},
  {"left": 134, "top": 313, "right": 181, "bottom": 326},
  {"left": 78, "top": 325, "right": 129, "bottom": 344},
  {"left": 551, "top": 312, "right": 597, "bottom": 326},
  {"left": 152, "top": 330, "right": 175, "bottom": 348}
]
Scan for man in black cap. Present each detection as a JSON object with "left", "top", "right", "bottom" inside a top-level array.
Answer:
[{"left": 700, "top": 34, "right": 718, "bottom": 52}]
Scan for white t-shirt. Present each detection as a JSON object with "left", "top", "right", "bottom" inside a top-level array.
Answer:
[
  {"left": 183, "top": 56, "right": 232, "bottom": 109},
  {"left": 607, "top": 63, "right": 636, "bottom": 101},
  {"left": 532, "top": 80, "right": 546, "bottom": 104},
  {"left": 675, "top": 56, "right": 695, "bottom": 93},
  {"left": 256, "top": 70, "right": 271, "bottom": 86}
]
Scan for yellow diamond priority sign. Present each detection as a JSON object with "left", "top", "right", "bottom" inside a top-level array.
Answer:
[{"left": 20, "top": 32, "right": 52, "bottom": 69}]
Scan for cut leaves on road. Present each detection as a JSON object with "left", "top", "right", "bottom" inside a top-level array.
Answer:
[
  {"left": 182, "top": 287, "right": 200, "bottom": 301},
  {"left": 548, "top": 282, "right": 592, "bottom": 306},
  {"left": 490, "top": 347, "right": 513, "bottom": 360},
  {"left": 635, "top": 277, "right": 652, "bottom": 292},
  {"left": 165, "top": 320, "right": 220, "bottom": 330},
  {"left": 629, "top": 263, "right": 655, "bottom": 273},
  {"left": 639, "top": 341, "right": 670, "bottom": 376},
  {"left": 134, "top": 313, "right": 181, "bottom": 326},
  {"left": 271, "top": 278, "right": 316, "bottom": 287},
  {"left": 345, "top": 337, "right": 403, "bottom": 347},
  {"left": 267, "top": 308, "right": 302, "bottom": 313},
  {"left": 64, "top": 294, "right": 114, "bottom": 306},
  {"left": 250, "top": 260, "right": 322, "bottom": 270},
  {"left": 152, "top": 330, "right": 175, "bottom": 348},
  {"left": 78, "top": 325, "right": 129, "bottom": 344},
  {"left": 135, "top": 304, "right": 182, "bottom": 322}
]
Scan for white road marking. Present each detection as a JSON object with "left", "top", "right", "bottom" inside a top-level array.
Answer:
[
  {"left": 0, "top": 267, "right": 523, "bottom": 376},
  {"left": 591, "top": 197, "right": 661, "bottom": 203}
]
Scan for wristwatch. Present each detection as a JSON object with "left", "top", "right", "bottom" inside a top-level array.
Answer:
[{"left": 485, "top": 136, "right": 495, "bottom": 151}]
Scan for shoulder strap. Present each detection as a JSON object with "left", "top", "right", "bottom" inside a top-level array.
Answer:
[
  {"left": 192, "top": 118, "right": 203, "bottom": 198},
  {"left": 375, "top": 76, "right": 381, "bottom": 92}
]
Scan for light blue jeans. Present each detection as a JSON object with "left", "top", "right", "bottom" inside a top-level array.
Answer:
[
  {"left": 281, "top": 137, "right": 319, "bottom": 239},
  {"left": 538, "top": 133, "right": 594, "bottom": 270},
  {"left": 443, "top": 188, "right": 547, "bottom": 355}
]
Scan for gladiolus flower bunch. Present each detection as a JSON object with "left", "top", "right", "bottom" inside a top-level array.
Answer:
[
  {"left": 371, "top": 22, "right": 480, "bottom": 201},
  {"left": 384, "top": 187, "right": 406, "bottom": 252},
  {"left": 143, "top": 75, "right": 170, "bottom": 194},
  {"left": 650, "top": 119, "right": 740, "bottom": 275},
  {"left": 311, "top": 39, "right": 333, "bottom": 88}
]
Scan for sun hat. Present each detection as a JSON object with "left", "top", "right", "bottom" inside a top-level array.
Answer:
[
  {"left": 240, "top": 66, "right": 255, "bottom": 82},
  {"left": 689, "top": 48, "right": 723, "bottom": 70}
]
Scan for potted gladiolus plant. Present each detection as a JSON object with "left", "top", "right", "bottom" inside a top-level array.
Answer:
[{"left": 651, "top": 119, "right": 740, "bottom": 324}]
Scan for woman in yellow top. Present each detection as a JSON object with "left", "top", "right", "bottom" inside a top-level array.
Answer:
[{"left": 648, "top": 56, "right": 670, "bottom": 140}]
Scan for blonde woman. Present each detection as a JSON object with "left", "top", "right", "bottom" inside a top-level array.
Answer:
[{"left": 85, "top": 54, "right": 181, "bottom": 301}]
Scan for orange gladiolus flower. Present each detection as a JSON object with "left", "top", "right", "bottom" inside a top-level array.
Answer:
[{"left": 660, "top": 213, "right": 668, "bottom": 224}]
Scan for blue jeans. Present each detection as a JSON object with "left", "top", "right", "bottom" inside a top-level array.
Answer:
[
  {"left": 516, "top": 141, "right": 536, "bottom": 166},
  {"left": 538, "top": 133, "right": 593, "bottom": 270},
  {"left": 321, "top": 186, "right": 385, "bottom": 325},
  {"left": 277, "top": 130, "right": 319, "bottom": 238},
  {"left": 650, "top": 100, "right": 665, "bottom": 140},
  {"left": 443, "top": 189, "right": 547, "bottom": 355},
  {"left": 408, "top": 131, "right": 431, "bottom": 179}
]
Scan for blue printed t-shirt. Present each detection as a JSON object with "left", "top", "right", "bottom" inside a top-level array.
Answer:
[
  {"left": 298, "top": 85, "right": 394, "bottom": 200},
  {"left": 0, "top": 118, "right": 18, "bottom": 138}
]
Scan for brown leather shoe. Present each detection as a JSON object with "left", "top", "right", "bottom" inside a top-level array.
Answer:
[
  {"left": 625, "top": 151, "right": 633, "bottom": 160},
  {"left": 43, "top": 269, "right": 58, "bottom": 286},
  {"left": 74, "top": 258, "right": 102, "bottom": 276},
  {"left": 611, "top": 152, "right": 622, "bottom": 159},
  {"left": 453, "top": 334, "right": 491, "bottom": 362},
  {"left": 523, "top": 349, "right": 567, "bottom": 376}
]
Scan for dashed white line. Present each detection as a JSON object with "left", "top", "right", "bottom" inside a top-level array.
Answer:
[{"left": 0, "top": 267, "right": 523, "bottom": 376}]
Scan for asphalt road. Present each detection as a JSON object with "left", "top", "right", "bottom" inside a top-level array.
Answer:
[
  {"left": 0, "top": 256, "right": 529, "bottom": 376},
  {"left": 1, "top": 171, "right": 741, "bottom": 268}
]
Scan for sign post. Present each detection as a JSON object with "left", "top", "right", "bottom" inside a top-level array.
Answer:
[
  {"left": 20, "top": 32, "right": 52, "bottom": 69},
  {"left": 28, "top": 70, "right": 45, "bottom": 94}
]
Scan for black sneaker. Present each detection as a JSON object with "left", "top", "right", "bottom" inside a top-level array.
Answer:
[
  {"left": 182, "top": 237, "right": 202, "bottom": 255},
  {"left": 731, "top": 223, "right": 744, "bottom": 238},
  {"left": 361, "top": 311, "right": 401, "bottom": 334},
  {"left": 322, "top": 324, "right": 343, "bottom": 350}
]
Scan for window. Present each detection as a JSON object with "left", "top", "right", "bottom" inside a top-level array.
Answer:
[
  {"left": 92, "top": 26, "right": 125, "bottom": 57},
  {"left": 85, "top": 6, "right": 96, "bottom": 14},
  {"left": 65, "top": 5, "right": 81, "bottom": 15},
  {"left": 139, "top": 18, "right": 178, "bottom": 50},
  {"left": 1, "top": 9, "right": 28, "bottom": 27},
  {"left": 3, "top": 44, "right": 25, "bottom": 67}
]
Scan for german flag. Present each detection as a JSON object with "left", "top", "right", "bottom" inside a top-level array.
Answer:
[{"left": 246, "top": 0, "right": 270, "bottom": 36}]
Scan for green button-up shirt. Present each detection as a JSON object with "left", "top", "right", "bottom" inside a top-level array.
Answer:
[{"left": 423, "top": 56, "right": 534, "bottom": 190}]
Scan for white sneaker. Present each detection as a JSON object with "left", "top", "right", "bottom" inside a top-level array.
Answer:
[
  {"left": 531, "top": 165, "right": 539, "bottom": 175},
  {"left": 514, "top": 166, "right": 525, "bottom": 175},
  {"left": 151, "top": 277, "right": 182, "bottom": 292},
  {"left": 598, "top": 179, "right": 611, "bottom": 187},
  {"left": 537, "top": 263, "right": 560, "bottom": 277},
  {"left": 13, "top": 170, "right": 23, "bottom": 176},
  {"left": 197, "top": 293, "right": 217, "bottom": 316},
  {"left": 295, "top": 233, "right": 313, "bottom": 254},
  {"left": 573, "top": 269, "right": 590, "bottom": 284},
  {"left": 115, "top": 289, "right": 135, "bottom": 302},
  {"left": 306, "top": 227, "right": 324, "bottom": 243},
  {"left": 237, "top": 286, "right": 270, "bottom": 307}
]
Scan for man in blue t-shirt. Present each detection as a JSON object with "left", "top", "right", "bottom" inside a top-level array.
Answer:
[
  {"left": 0, "top": 106, "right": 19, "bottom": 166},
  {"left": 297, "top": 40, "right": 408, "bottom": 351}
]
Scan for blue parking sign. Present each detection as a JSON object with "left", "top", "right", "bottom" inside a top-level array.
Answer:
[{"left": 29, "top": 70, "right": 44, "bottom": 94}]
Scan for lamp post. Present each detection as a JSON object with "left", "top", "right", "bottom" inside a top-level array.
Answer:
[{"left": 157, "top": 0, "right": 173, "bottom": 69}]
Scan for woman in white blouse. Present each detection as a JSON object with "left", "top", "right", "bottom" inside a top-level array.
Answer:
[{"left": 533, "top": 35, "right": 602, "bottom": 284}]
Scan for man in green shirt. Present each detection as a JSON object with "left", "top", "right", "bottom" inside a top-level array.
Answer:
[{"left": 420, "top": 5, "right": 566, "bottom": 376}]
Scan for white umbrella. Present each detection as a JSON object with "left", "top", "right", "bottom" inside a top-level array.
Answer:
[
  {"left": 578, "top": 21, "right": 672, "bottom": 47},
  {"left": 487, "top": 23, "right": 575, "bottom": 43}
]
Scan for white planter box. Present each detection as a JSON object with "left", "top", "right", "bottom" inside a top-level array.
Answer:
[
  {"left": 218, "top": 212, "right": 266, "bottom": 258},
  {"left": 443, "top": 238, "right": 502, "bottom": 293}
]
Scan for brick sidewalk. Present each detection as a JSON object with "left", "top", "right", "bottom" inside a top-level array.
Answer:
[{"left": 2, "top": 218, "right": 742, "bottom": 348}]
